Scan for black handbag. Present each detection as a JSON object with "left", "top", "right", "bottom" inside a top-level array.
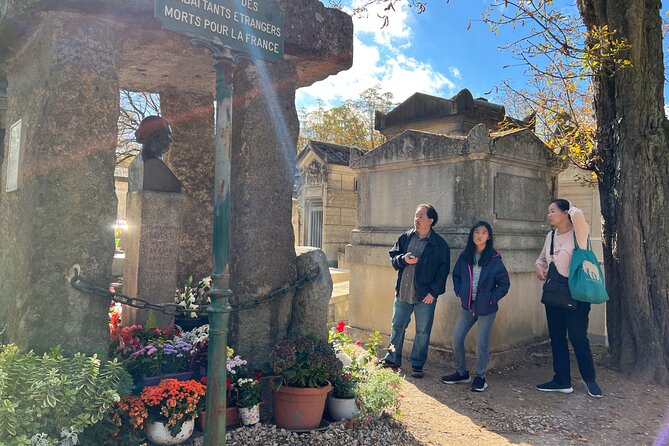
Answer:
[{"left": 541, "top": 230, "right": 578, "bottom": 310}]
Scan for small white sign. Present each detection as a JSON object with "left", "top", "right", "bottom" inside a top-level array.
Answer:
[{"left": 6, "top": 119, "right": 22, "bottom": 192}]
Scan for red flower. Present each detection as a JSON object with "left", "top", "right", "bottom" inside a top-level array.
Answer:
[
  {"left": 355, "top": 341, "right": 361, "bottom": 346},
  {"left": 226, "top": 378, "right": 231, "bottom": 389},
  {"left": 336, "top": 321, "right": 346, "bottom": 333},
  {"left": 200, "top": 376, "right": 208, "bottom": 385},
  {"left": 254, "top": 371, "right": 263, "bottom": 381}
]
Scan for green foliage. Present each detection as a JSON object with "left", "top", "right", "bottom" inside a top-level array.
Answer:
[
  {"left": 357, "top": 367, "right": 403, "bottom": 419},
  {"left": 328, "top": 323, "right": 383, "bottom": 399},
  {"left": 0, "top": 344, "right": 126, "bottom": 446},
  {"left": 270, "top": 336, "right": 342, "bottom": 388},
  {"left": 298, "top": 85, "right": 394, "bottom": 151}
]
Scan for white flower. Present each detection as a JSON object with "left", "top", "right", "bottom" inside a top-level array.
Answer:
[{"left": 336, "top": 352, "right": 352, "bottom": 367}]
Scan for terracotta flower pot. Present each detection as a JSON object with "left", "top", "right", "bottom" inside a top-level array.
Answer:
[{"left": 273, "top": 382, "right": 332, "bottom": 430}]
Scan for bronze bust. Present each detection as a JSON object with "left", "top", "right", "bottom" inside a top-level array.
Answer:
[{"left": 128, "top": 116, "right": 182, "bottom": 193}]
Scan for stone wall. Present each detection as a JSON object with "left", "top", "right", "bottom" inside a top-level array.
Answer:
[
  {"left": 322, "top": 164, "right": 356, "bottom": 266},
  {"left": 0, "top": 12, "right": 122, "bottom": 355}
]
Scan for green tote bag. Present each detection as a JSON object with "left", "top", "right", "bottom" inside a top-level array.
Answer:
[{"left": 569, "top": 234, "right": 609, "bottom": 304}]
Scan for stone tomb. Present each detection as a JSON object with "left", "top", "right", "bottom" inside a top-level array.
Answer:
[
  {"left": 0, "top": 0, "right": 352, "bottom": 359},
  {"left": 347, "top": 123, "right": 563, "bottom": 368}
]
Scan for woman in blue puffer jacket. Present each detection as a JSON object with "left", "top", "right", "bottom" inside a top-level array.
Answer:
[{"left": 441, "top": 221, "right": 510, "bottom": 392}]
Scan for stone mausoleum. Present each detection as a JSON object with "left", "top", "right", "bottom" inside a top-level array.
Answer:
[
  {"left": 0, "top": 0, "right": 353, "bottom": 365},
  {"left": 295, "top": 140, "right": 357, "bottom": 267},
  {"left": 347, "top": 89, "right": 566, "bottom": 367}
]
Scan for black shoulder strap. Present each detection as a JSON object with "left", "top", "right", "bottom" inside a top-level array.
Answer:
[{"left": 550, "top": 230, "right": 555, "bottom": 256}]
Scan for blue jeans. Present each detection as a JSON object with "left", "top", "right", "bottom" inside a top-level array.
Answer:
[
  {"left": 384, "top": 297, "right": 436, "bottom": 369},
  {"left": 453, "top": 307, "right": 497, "bottom": 378}
]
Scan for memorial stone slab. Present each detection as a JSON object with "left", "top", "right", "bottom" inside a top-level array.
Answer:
[{"left": 124, "top": 190, "right": 185, "bottom": 327}]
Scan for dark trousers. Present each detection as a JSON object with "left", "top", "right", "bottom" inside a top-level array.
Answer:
[{"left": 545, "top": 302, "right": 596, "bottom": 385}]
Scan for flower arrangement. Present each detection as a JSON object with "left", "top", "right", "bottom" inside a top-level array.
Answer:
[
  {"left": 175, "top": 276, "right": 212, "bottom": 318},
  {"left": 110, "top": 323, "right": 202, "bottom": 379},
  {"left": 235, "top": 370, "right": 263, "bottom": 408},
  {"left": 116, "top": 379, "right": 206, "bottom": 437},
  {"left": 328, "top": 321, "right": 381, "bottom": 399},
  {"left": 270, "top": 335, "right": 342, "bottom": 388},
  {"left": 125, "top": 339, "right": 194, "bottom": 378}
]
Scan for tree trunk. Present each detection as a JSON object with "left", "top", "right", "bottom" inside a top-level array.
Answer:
[{"left": 577, "top": 0, "right": 669, "bottom": 383}]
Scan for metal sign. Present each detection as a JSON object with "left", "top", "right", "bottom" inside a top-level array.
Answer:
[{"left": 155, "top": 0, "right": 284, "bottom": 62}]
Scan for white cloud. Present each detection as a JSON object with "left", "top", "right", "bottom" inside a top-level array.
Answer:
[
  {"left": 297, "top": 2, "right": 458, "bottom": 108},
  {"left": 351, "top": 0, "right": 412, "bottom": 46},
  {"left": 449, "top": 67, "right": 462, "bottom": 79}
]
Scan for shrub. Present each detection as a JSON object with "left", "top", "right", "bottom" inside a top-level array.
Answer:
[
  {"left": 0, "top": 344, "right": 127, "bottom": 446},
  {"left": 357, "top": 367, "right": 403, "bottom": 419}
]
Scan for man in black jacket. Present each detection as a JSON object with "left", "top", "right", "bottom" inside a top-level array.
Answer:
[{"left": 380, "top": 204, "right": 451, "bottom": 378}]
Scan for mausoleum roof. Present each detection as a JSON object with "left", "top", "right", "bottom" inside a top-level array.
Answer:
[
  {"left": 297, "top": 140, "right": 353, "bottom": 166},
  {"left": 375, "top": 89, "right": 506, "bottom": 132}
]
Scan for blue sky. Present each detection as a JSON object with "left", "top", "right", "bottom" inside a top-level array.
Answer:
[{"left": 296, "top": 1, "right": 669, "bottom": 115}]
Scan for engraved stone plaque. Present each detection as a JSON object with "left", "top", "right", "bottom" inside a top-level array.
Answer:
[{"left": 494, "top": 173, "right": 548, "bottom": 222}]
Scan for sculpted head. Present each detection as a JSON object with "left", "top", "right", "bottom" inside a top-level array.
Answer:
[{"left": 135, "top": 116, "right": 173, "bottom": 160}]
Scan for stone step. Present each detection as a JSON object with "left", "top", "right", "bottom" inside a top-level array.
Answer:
[{"left": 329, "top": 267, "right": 350, "bottom": 284}]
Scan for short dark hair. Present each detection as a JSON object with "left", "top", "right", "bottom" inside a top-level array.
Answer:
[{"left": 417, "top": 204, "right": 438, "bottom": 226}]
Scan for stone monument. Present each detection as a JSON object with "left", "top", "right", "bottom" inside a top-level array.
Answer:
[
  {"left": 0, "top": 0, "right": 352, "bottom": 358},
  {"left": 348, "top": 93, "right": 564, "bottom": 368},
  {"left": 124, "top": 115, "right": 185, "bottom": 327}
]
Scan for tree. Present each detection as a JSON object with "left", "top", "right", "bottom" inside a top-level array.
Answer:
[
  {"left": 331, "top": 0, "right": 669, "bottom": 383},
  {"left": 576, "top": 0, "right": 669, "bottom": 384},
  {"left": 298, "top": 85, "right": 394, "bottom": 151}
]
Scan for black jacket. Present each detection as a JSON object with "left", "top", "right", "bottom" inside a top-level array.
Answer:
[
  {"left": 453, "top": 251, "right": 510, "bottom": 316},
  {"left": 389, "top": 229, "right": 451, "bottom": 301}
]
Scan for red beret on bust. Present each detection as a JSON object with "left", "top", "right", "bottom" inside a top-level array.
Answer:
[{"left": 135, "top": 116, "right": 170, "bottom": 142}]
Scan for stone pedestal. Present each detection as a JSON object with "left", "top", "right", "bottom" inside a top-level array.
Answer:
[
  {"left": 0, "top": 12, "right": 122, "bottom": 355},
  {"left": 124, "top": 190, "right": 185, "bottom": 328}
]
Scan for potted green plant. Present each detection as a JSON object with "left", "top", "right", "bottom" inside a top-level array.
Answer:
[
  {"left": 235, "top": 368, "right": 263, "bottom": 426},
  {"left": 327, "top": 322, "right": 383, "bottom": 421},
  {"left": 269, "top": 335, "right": 342, "bottom": 430}
]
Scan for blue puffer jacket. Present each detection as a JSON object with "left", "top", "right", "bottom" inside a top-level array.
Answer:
[{"left": 452, "top": 251, "right": 510, "bottom": 316}]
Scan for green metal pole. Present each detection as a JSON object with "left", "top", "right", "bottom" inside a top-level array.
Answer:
[{"left": 204, "top": 48, "right": 235, "bottom": 446}]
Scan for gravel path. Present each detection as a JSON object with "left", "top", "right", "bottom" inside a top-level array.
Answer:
[{"left": 179, "top": 346, "right": 669, "bottom": 446}]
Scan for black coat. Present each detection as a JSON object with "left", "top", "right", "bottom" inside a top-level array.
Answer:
[
  {"left": 453, "top": 251, "right": 510, "bottom": 316},
  {"left": 389, "top": 229, "right": 451, "bottom": 301}
]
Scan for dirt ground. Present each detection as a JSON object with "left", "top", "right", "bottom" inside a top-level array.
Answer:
[{"left": 395, "top": 346, "right": 669, "bottom": 446}]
